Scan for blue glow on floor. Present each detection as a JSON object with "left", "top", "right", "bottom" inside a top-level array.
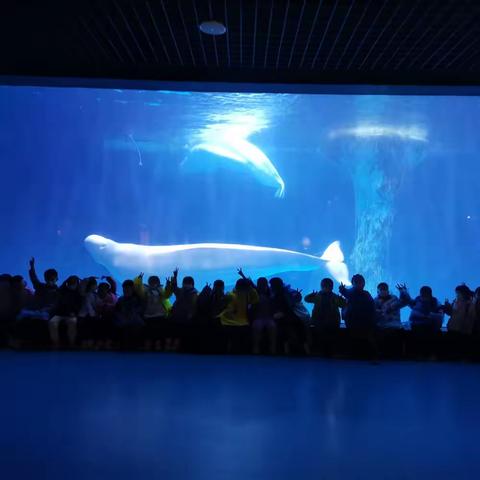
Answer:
[{"left": 1, "top": 352, "right": 479, "bottom": 479}]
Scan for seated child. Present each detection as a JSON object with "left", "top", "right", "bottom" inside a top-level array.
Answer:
[
  {"left": 445, "top": 284, "right": 474, "bottom": 335},
  {"left": 398, "top": 284, "right": 444, "bottom": 333},
  {"left": 49, "top": 275, "right": 82, "bottom": 348},
  {"left": 374, "top": 282, "right": 403, "bottom": 330}
]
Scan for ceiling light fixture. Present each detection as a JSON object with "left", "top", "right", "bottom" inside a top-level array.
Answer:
[{"left": 199, "top": 20, "right": 227, "bottom": 36}]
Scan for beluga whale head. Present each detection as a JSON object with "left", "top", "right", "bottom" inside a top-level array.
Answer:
[{"left": 84, "top": 234, "right": 116, "bottom": 266}]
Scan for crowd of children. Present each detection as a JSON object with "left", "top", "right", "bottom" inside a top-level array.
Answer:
[{"left": 1, "top": 257, "right": 480, "bottom": 359}]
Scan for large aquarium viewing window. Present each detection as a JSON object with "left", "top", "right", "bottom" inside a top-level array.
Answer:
[{"left": 0, "top": 85, "right": 479, "bottom": 302}]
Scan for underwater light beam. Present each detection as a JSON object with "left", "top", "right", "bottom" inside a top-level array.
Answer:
[{"left": 329, "top": 122, "right": 428, "bottom": 290}]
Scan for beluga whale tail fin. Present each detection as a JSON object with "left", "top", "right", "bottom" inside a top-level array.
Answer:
[
  {"left": 275, "top": 178, "right": 285, "bottom": 198},
  {"left": 320, "top": 241, "right": 344, "bottom": 263},
  {"left": 319, "top": 241, "right": 351, "bottom": 286}
]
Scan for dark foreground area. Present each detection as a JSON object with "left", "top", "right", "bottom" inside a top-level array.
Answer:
[{"left": 1, "top": 352, "right": 479, "bottom": 480}]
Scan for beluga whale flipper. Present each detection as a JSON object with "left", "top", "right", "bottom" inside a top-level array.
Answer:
[{"left": 85, "top": 235, "right": 350, "bottom": 286}]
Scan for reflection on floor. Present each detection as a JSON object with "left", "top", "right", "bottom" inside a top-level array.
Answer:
[{"left": 0, "top": 352, "right": 479, "bottom": 479}]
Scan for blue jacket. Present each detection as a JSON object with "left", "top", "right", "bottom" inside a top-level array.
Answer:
[{"left": 399, "top": 291, "right": 443, "bottom": 330}]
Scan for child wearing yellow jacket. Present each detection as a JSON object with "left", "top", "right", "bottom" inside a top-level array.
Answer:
[{"left": 219, "top": 278, "right": 259, "bottom": 352}]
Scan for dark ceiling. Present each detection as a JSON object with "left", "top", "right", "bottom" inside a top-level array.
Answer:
[{"left": 2, "top": 0, "right": 480, "bottom": 88}]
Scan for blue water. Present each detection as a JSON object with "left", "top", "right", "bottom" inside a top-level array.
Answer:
[{"left": 0, "top": 86, "right": 479, "bottom": 304}]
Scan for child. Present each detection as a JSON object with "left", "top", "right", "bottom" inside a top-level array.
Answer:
[
  {"left": 9, "top": 276, "right": 34, "bottom": 347},
  {"left": 114, "top": 279, "right": 144, "bottom": 349},
  {"left": 374, "top": 283, "right": 403, "bottom": 330},
  {"left": 305, "top": 278, "right": 346, "bottom": 356},
  {"left": 251, "top": 277, "right": 276, "bottom": 355},
  {"left": 197, "top": 279, "right": 228, "bottom": 353},
  {"left": 219, "top": 277, "right": 259, "bottom": 354},
  {"left": 398, "top": 284, "right": 443, "bottom": 359},
  {"left": 339, "top": 274, "right": 376, "bottom": 331},
  {"left": 305, "top": 278, "right": 346, "bottom": 331},
  {"left": 339, "top": 274, "right": 377, "bottom": 359},
  {"left": 0, "top": 275, "right": 13, "bottom": 346},
  {"left": 269, "top": 277, "right": 307, "bottom": 355},
  {"left": 169, "top": 269, "right": 198, "bottom": 352},
  {"left": 397, "top": 284, "right": 444, "bottom": 333},
  {"left": 78, "top": 276, "right": 99, "bottom": 349},
  {"left": 445, "top": 284, "right": 474, "bottom": 335},
  {"left": 470, "top": 287, "right": 480, "bottom": 335},
  {"left": 95, "top": 277, "right": 117, "bottom": 348},
  {"left": 10, "top": 276, "right": 34, "bottom": 318},
  {"left": 135, "top": 273, "right": 173, "bottom": 351},
  {"left": 49, "top": 275, "right": 83, "bottom": 348},
  {"left": 17, "top": 258, "right": 59, "bottom": 330}
]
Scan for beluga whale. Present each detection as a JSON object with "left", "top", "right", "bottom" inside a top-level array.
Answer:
[
  {"left": 184, "top": 114, "right": 285, "bottom": 197},
  {"left": 187, "top": 134, "right": 285, "bottom": 198},
  {"left": 84, "top": 235, "right": 350, "bottom": 286}
]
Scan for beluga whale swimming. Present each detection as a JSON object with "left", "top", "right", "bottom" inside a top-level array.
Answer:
[
  {"left": 184, "top": 113, "right": 285, "bottom": 197},
  {"left": 84, "top": 235, "right": 350, "bottom": 286},
  {"left": 187, "top": 134, "right": 285, "bottom": 198}
]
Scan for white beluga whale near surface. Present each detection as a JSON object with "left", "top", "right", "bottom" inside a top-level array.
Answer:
[
  {"left": 84, "top": 235, "right": 350, "bottom": 286},
  {"left": 186, "top": 111, "right": 285, "bottom": 198},
  {"left": 188, "top": 134, "right": 285, "bottom": 198}
]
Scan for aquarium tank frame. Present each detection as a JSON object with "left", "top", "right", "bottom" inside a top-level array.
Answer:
[{"left": 2, "top": 75, "right": 480, "bottom": 96}]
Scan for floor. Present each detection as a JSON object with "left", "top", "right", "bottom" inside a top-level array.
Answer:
[{"left": 1, "top": 352, "right": 479, "bottom": 480}]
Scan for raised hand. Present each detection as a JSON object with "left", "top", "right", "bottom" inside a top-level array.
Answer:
[
  {"left": 396, "top": 283, "right": 407, "bottom": 291},
  {"left": 29, "top": 257, "right": 35, "bottom": 269},
  {"left": 139, "top": 272, "right": 144, "bottom": 280},
  {"left": 173, "top": 268, "right": 179, "bottom": 277},
  {"left": 237, "top": 268, "right": 245, "bottom": 278}
]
